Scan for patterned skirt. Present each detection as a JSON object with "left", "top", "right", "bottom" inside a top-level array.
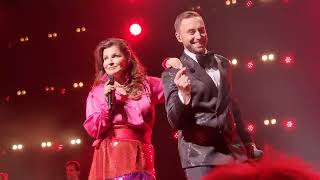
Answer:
[{"left": 88, "top": 138, "right": 155, "bottom": 180}]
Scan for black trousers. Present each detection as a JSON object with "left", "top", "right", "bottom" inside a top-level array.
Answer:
[{"left": 184, "top": 166, "right": 214, "bottom": 180}]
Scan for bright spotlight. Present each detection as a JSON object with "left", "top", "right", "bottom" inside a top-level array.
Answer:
[
  {"left": 17, "top": 91, "right": 22, "bottom": 96},
  {"left": 264, "top": 119, "right": 270, "bottom": 126},
  {"left": 12, "top": 145, "right": 18, "bottom": 150},
  {"left": 75, "top": 139, "right": 81, "bottom": 144},
  {"left": 268, "top": 53, "right": 275, "bottom": 61},
  {"left": 231, "top": 58, "right": 238, "bottom": 65},
  {"left": 17, "top": 144, "right": 23, "bottom": 149},
  {"left": 271, "top": 118, "right": 277, "bottom": 125},
  {"left": 47, "top": 142, "right": 52, "bottom": 147},
  {"left": 70, "top": 139, "right": 76, "bottom": 145},
  {"left": 262, "top": 55, "right": 268, "bottom": 61},
  {"left": 129, "top": 23, "right": 142, "bottom": 36},
  {"left": 41, "top": 142, "right": 47, "bottom": 148},
  {"left": 73, "top": 83, "right": 79, "bottom": 88},
  {"left": 78, "top": 82, "right": 84, "bottom": 88}
]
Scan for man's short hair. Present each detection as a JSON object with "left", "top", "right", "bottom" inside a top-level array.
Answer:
[
  {"left": 65, "top": 161, "right": 80, "bottom": 171},
  {"left": 174, "top": 11, "right": 202, "bottom": 32}
]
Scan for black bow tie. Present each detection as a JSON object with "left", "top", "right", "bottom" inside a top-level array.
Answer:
[{"left": 196, "top": 51, "right": 217, "bottom": 69}]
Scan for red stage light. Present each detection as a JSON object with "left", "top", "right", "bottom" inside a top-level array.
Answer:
[
  {"left": 5, "top": 96, "right": 10, "bottom": 102},
  {"left": 247, "top": 124, "right": 255, "bottom": 133},
  {"left": 285, "top": 121, "right": 294, "bottom": 128},
  {"left": 129, "top": 23, "right": 142, "bottom": 36},
  {"left": 282, "top": 117, "right": 296, "bottom": 131},
  {"left": 60, "top": 88, "right": 66, "bottom": 95},
  {"left": 246, "top": 0, "right": 254, "bottom": 8},
  {"left": 247, "top": 61, "right": 254, "bottom": 69},
  {"left": 172, "top": 131, "right": 179, "bottom": 140},
  {"left": 284, "top": 56, "right": 293, "bottom": 64},
  {"left": 55, "top": 144, "right": 64, "bottom": 152}
]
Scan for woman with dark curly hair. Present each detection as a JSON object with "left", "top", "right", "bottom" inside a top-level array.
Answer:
[{"left": 84, "top": 38, "right": 164, "bottom": 180}]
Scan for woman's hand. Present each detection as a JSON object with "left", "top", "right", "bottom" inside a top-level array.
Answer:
[
  {"left": 165, "top": 58, "right": 183, "bottom": 69},
  {"left": 103, "top": 80, "right": 116, "bottom": 96}
]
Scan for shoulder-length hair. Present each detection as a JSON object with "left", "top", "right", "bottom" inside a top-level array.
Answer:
[{"left": 93, "top": 38, "right": 146, "bottom": 100}]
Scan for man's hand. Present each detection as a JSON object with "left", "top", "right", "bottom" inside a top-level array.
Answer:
[
  {"left": 174, "top": 67, "right": 191, "bottom": 105},
  {"left": 165, "top": 57, "right": 183, "bottom": 69},
  {"left": 245, "top": 143, "right": 264, "bottom": 160}
]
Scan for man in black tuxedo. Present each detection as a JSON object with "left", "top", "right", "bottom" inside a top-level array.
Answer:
[{"left": 161, "top": 11, "right": 262, "bottom": 180}]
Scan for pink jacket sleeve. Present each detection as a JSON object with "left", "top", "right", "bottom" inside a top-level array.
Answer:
[
  {"left": 147, "top": 76, "right": 165, "bottom": 104},
  {"left": 83, "top": 90, "right": 110, "bottom": 139}
]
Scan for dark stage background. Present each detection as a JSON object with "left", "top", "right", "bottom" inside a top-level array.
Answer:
[{"left": 0, "top": 0, "right": 319, "bottom": 179}]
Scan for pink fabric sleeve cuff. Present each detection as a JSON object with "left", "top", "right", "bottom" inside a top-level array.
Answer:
[{"left": 162, "top": 58, "right": 170, "bottom": 69}]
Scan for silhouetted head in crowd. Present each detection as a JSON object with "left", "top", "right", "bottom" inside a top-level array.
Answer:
[
  {"left": 204, "top": 149, "right": 320, "bottom": 180},
  {"left": 65, "top": 160, "right": 80, "bottom": 180}
]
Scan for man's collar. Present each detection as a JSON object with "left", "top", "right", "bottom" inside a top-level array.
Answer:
[{"left": 184, "top": 48, "right": 208, "bottom": 62}]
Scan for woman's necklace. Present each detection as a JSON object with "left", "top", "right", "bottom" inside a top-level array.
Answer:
[
  {"left": 115, "top": 83, "right": 127, "bottom": 95},
  {"left": 115, "top": 83, "right": 125, "bottom": 88}
]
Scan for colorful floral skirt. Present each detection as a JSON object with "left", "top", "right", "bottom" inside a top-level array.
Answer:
[{"left": 88, "top": 138, "right": 155, "bottom": 180}]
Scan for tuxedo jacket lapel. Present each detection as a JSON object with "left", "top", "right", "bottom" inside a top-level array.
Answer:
[
  {"left": 215, "top": 55, "right": 232, "bottom": 111},
  {"left": 215, "top": 56, "right": 224, "bottom": 110}
]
